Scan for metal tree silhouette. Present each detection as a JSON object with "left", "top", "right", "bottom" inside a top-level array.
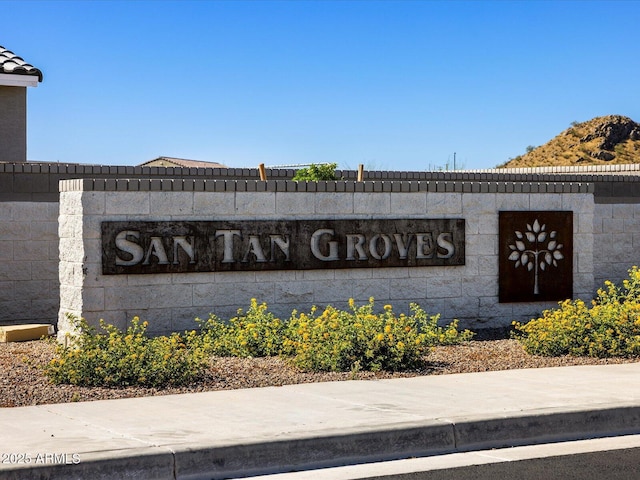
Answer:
[{"left": 508, "top": 219, "right": 564, "bottom": 295}]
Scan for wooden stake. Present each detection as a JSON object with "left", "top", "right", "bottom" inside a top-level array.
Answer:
[
  {"left": 357, "top": 164, "right": 364, "bottom": 182},
  {"left": 258, "top": 163, "right": 267, "bottom": 181}
]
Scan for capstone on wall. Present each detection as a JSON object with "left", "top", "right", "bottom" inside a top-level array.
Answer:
[{"left": 57, "top": 179, "right": 595, "bottom": 338}]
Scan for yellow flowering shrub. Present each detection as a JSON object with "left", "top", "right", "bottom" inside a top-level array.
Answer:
[
  {"left": 282, "top": 298, "right": 473, "bottom": 372},
  {"left": 513, "top": 266, "right": 640, "bottom": 357},
  {"left": 45, "top": 316, "right": 208, "bottom": 387},
  {"left": 197, "top": 298, "right": 284, "bottom": 357},
  {"left": 46, "top": 298, "right": 474, "bottom": 386}
]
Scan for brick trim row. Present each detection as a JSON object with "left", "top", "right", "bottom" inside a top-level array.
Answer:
[{"left": 1, "top": 162, "right": 638, "bottom": 201}]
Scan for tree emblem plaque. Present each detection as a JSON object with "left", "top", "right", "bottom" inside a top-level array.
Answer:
[{"left": 499, "top": 211, "right": 573, "bottom": 303}]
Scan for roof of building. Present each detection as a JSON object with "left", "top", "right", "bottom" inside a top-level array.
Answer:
[
  {"left": 139, "top": 157, "right": 228, "bottom": 169},
  {"left": 0, "top": 46, "right": 43, "bottom": 81}
]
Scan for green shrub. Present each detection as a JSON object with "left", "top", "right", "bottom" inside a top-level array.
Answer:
[
  {"left": 44, "top": 317, "right": 208, "bottom": 387},
  {"left": 291, "top": 163, "right": 338, "bottom": 181},
  {"left": 46, "top": 298, "right": 474, "bottom": 386},
  {"left": 197, "top": 298, "right": 285, "bottom": 357},
  {"left": 282, "top": 298, "right": 473, "bottom": 372},
  {"left": 513, "top": 266, "right": 640, "bottom": 357}
]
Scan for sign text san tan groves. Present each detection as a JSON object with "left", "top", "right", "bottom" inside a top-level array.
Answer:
[{"left": 101, "top": 219, "right": 465, "bottom": 274}]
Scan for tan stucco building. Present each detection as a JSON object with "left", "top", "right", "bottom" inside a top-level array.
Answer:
[
  {"left": 0, "top": 46, "right": 42, "bottom": 162},
  {"left": 139, "top": 157, "right": 227, "bottom": 169}
]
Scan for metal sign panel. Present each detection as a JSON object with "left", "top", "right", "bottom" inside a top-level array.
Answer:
[
  {"left": 499, "top": 211, "right": 573, "bottom": 303},
  {"left": 101, "top": 218, "right": 465, "bottom": 275}
]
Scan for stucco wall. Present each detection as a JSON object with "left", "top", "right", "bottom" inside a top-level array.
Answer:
[
  {"left": 0, "top": 87, "right": 27, "bottom": 162},
  {"left": 57, "top": 178, "right": 595, "bottom": 337}
]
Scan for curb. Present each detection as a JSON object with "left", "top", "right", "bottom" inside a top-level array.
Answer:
[
  {"left": 175, "top": 404, "right": 640, "bottom": 479},
  {"left": 4, "top": 404, "right": 638, "bottom": 480}
]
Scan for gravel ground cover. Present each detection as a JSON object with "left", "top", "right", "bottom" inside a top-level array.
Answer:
[{"left": 1, "top": 339, "right": 638, "bottom": 408}]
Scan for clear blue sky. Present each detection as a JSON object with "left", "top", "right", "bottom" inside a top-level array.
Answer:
[{"left": 4, "top": 0, "right": 640, "bottom": 171}]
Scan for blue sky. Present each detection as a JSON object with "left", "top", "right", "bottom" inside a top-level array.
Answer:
[{"left": 4, "top": 1, "right": 640, "bottom": 171}]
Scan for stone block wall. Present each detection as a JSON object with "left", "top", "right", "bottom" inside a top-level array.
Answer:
[
  {"left": 0, "top": 201, "right": 59, "bottom": 325},
  {"left": 2, "top": 161, "right": 640, "bottom": 332},
  {"left": 593, "top": 201, "right": 640, "bottom": 288},
  {"left": 57, "top": 178, "right": 595, "bottom": 337}
]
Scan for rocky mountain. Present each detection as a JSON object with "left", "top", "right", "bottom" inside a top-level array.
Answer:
[{"left": 498, "top": 115, "right": 640, "bottom": 168}]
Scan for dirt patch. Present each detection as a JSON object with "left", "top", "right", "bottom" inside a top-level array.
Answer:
[{"left": 1, "top": 339, "right": 637, "bottom": 407}]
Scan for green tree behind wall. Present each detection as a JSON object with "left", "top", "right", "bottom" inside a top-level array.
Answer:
[{"left": 292, "top": 163, "right": 338, "bottom": 181}]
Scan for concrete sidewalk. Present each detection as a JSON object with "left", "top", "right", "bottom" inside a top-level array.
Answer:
[{"left": 1, "top": 363, "right": 639, "bottom": 480}]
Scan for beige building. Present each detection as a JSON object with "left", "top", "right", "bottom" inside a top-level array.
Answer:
[
  {"left": 139, "top": 156, "right": 227, "bottom": 169},
  {"left": 0, "top": 46, "right": 42, "bottom": 162}
]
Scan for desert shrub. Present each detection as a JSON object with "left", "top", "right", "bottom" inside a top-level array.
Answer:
[
  {"left": 46, "top": 298, "right": 474, "bottom": 385},
  {"left": 282, "top": 298, "right": 473, "bottom": 372},
  {"left": 513, "top": 266, "right": 640, "bottom": 357},
  {"left": 44, "top": 317, "right": 208, "bottom": 387},
  {"left": 197, "top": 298, "right": 285, "bottom": 357},
  {"left": 291, "top": 163, "right": 338, "bottom": 181}
]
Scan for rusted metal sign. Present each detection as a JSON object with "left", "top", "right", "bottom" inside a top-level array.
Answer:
[
  {"left": 102, "top": 218, "right": 465, "bottom": 274},
  {"left": 499, "top": 211, "right": 573, "bottom": 302}
]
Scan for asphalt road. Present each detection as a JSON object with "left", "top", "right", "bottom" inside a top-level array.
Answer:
[{"left": 368, "top": 447, "right": 640, "bottom": 480}]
